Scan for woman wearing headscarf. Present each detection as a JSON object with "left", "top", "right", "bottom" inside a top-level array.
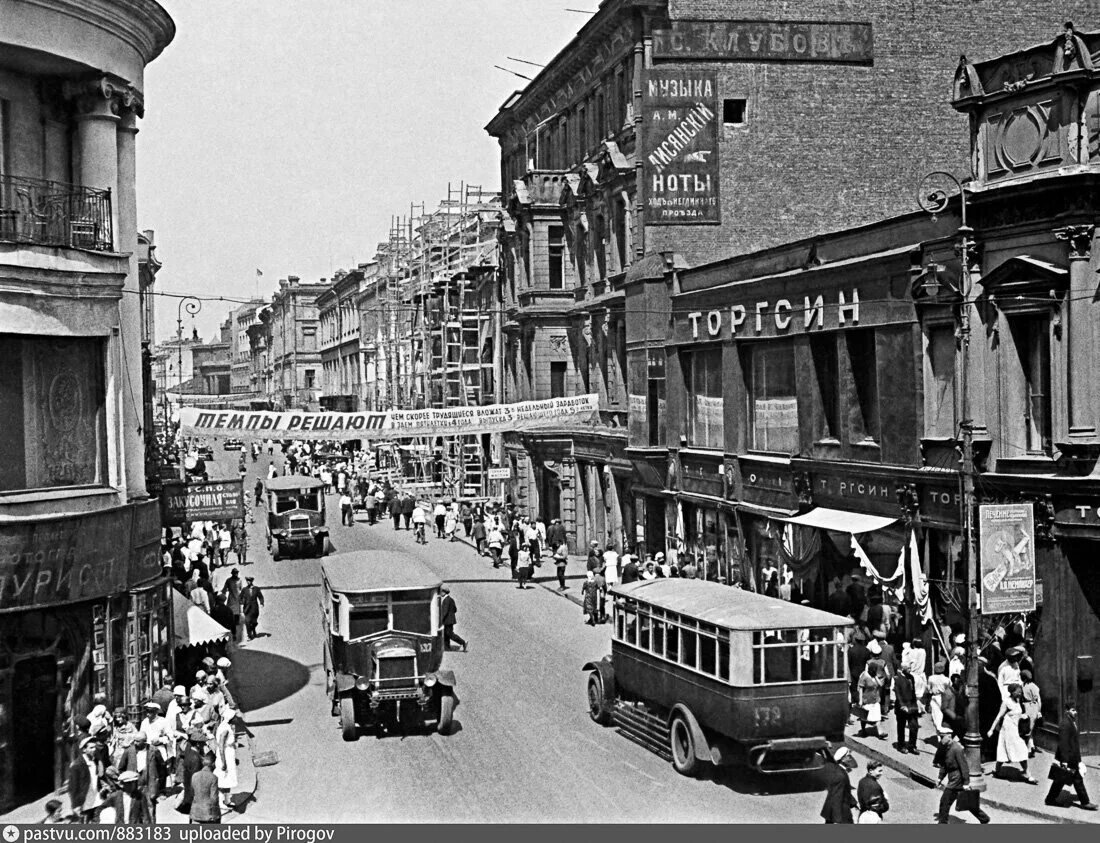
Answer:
[
  {"left": 581, "top": 571, "right": 600, "bottom": 626},
  {"left": 214, "top": 708, "right": 239, "bottom": 810}
]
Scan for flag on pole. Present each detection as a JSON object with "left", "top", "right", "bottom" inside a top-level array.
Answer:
[{"left": 256, "top": 268, "right": 263, "bottom": 277}]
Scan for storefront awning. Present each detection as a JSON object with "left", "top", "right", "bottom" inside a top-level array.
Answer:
[
  {"left": 172, "top": 589, "right": 230, "bottom": 648},
  {"left": 777, "top": 507, "right": 896, "bottom": 534}
]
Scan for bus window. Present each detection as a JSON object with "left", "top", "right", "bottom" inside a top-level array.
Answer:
[
  {"left": 666, "top": 622, "right": 679, "bottom": 662},
  {"left": 651, "top": 618, "right": 665, "bottom": 657},
  {"left": 699, "top": 630, "right": 717, "bottom": 675},
  {"left": 762, "top": 632, "right": 797, "bottom": 683},
  {"left": 638, "top": 611, "right": 652, "bottom": 650},
  {"left": 348, "top": 608, "right": 387, "bottom": 639},
  {"left": 681, "top": 627, "right": 697, "bottom": 670},
  {"left": 392, "top": 601, "right": 432, "bottom": 635},
  {"left": 622, "top": 605, "right": 637, "bottom": 646},
  {"left": 717, "top": 632, "right": 731, "bottom": 681}
]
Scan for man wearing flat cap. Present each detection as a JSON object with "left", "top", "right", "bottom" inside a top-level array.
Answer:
[
  {"left": 69, "top": 736, "right": 105, "bottom": 821},
  {"left": 102, "top": 769, "right": 153, "bottom": 825}
]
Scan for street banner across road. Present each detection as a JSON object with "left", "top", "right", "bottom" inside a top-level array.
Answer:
[
  {"left": 178, "top": 394, "right": 600, "bottom": 440},
  {"left": 978, "top": 503, "right": 1036, "bottom": 613}
]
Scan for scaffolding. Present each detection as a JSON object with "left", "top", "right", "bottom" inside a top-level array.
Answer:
[{"left": 366, "top": 182, "right": 501, "bottom": 498}]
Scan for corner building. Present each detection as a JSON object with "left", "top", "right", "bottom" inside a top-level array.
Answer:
[
  {"left": 631, "top": 24, "right": 1100, "bottom": 750},
  {"left": 0, "top": 0, "right": 175, "bottom": 811},
  {"left": 486, "top": 0, "right": 1096, "bottom": 552}
]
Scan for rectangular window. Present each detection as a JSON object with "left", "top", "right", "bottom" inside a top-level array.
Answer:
[
  {"left": 846, "top": 329, "right": 880, "bottom": 443},
  {"left": 809, "top": 334, "right": 839, "bottom": 440},
  {"left": 304, "top": 369, "right": 316, "bottom": 389},
  {"left": 747, "top": 341, "right": 799, "bottom": 453},
  {"left": 638, "top": 610, "right": 651, "bottom": 650},
  {"left": 0, "top": 334, "right": 108, "bottom": 492},
  {"left": 683, "top": 347, "right": 724, "bottom": 449},
  {"left": 548, "top": 225, "right": 564, "bottom": 289},
  {"left": 723, "top": 98, "right": 747, "bottom": 125},
  {"left": 926, "top": 325, "right": 957, "bottom": 438},
  {"left": 348, "top": 609, "right": 388, "bottom": 640},
  {"left": 392, "top": 601, "right": 432, "bottom": 635},
  {"left": 550, "top": 361, "right": 567, "bottom": 399},
  {"left": 651, "top": 617, "right": 666, "bottom": 658},
  {"left": 665, "top": 620, "right": 679, "bottom": 662},
  {"left": 1009, "top": 314, "right": 1052, "bottom": 454},
  {"left": 578, "top": 106, "right": 587, "bottom": 157},
  {"left": 596, "top": 91, "right": 605, "bottom": 141},
  {"left": 647, "top": 351, "right": 666, "bottom": 447},
  {"left": 680, "top": 625, "right": 698, "bottom": 670},
  {"left": 698, "top": 629, "right": 717, "bottom": 675}
]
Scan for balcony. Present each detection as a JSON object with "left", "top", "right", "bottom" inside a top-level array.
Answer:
[{"left": 0, "top": 174, "right": 113, "bottom": 252}]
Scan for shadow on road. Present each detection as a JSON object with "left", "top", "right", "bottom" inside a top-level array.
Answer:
[{"left": 232, "top": 648, "right": 312, "bottom": 712}]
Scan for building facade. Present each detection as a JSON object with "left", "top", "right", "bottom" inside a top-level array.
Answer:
[
  {"left": 620, "top": 23, "right": 1100, "bottom": 749},
  {"left": 230, "top": 299, "right": 265, "bottom": 399},
  {"left": 0, "top": 0, "right": 174, "bottom": 812},
  {"left": 268, "top": 276, "right": 326, "bottom": 411},
  {"left": 318, "top": 268, "right": 366, "bottom": 412},
  {"left": 485, "top": 1, "right": 1100, "bottom": 551}
]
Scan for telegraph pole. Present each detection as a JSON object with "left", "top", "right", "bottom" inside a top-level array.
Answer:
[
  {"left": 176, "top": 296, "right": 201, "bottom": 481},
  {"left": 917, "top": 171, "right": 985, "bottom": 791}
]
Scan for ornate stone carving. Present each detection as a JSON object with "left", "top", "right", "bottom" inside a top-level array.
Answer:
[
  {"left": 63, "top": 75, "right": 145, "bottom": 119},
  {"left": 792, "top": 471, "right": 814, "bottom": 507},
  {"left": 896, "top": 483, "right": 920, "bottom": 524},
  {"left": 722, "top": 458, "right": 737, "bottom": 500},
  {"left": 1054, "top": 224, "right": 1095, "bottom": 260},
  {"left": 549, "top": 334, "right": 568, "bottom": 352},
  {"left": 1052, "top": 22, "right": 1094, "bottom": 73}
]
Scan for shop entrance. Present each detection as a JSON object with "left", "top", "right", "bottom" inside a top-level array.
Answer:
[{"left": 12, "top": 655, "right": 58, "bottom": 805}]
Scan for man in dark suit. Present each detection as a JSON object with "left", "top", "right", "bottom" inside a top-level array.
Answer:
[
  {"left": 240, "top": 576, "right": 265, "bottom": 640},
  {"left": 819, "top": 746, "right": 857, "bottom": 823},
  {"left": 68, "top": 738, "right": 105, "bottom": 821},
  {"left": 117, "top": 732, "right": 163, "bottom": 810},
  {"left": 893, "top": 665, "right": 920, "bottom": 754},
  {"left": 176, "top": 728, "right": 207, "bottom": 815},
  {"left": 103, "top": 770, "right": 153, "bottom": 824},
  {"left": 935, "top": 729, "right": 990, "bottom": 823},
  {"left": 440, "top": 586, "right": 467, "bottom": 651},
  {"left": 1046, "top": 701, "right": 1098, "bottom": 810},
  {"left": 189, "top": 755, "right": 221, "bottom": 824}
]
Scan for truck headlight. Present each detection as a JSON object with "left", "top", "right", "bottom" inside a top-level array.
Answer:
[
  {"left": 423, "top": 674, "right": 437, "bottom": 687},
  {"left": 355, "top": 677, "right": 371, "bottom": 691}
]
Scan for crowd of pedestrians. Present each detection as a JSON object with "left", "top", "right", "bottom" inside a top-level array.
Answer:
[{"left": 63, "top": 654, "right": 244, "bottom": 824}]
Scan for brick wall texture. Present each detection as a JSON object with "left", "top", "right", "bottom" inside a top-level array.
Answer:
[{"left": 649, "top": 1, "right": 1098, "bottom": 265}]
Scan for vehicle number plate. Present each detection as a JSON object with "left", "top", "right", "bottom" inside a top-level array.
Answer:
[{"left": 753, "top": 705, "right": 782, "bottom": 728}]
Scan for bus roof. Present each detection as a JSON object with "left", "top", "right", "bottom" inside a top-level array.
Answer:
[
  {"left": 266, "top": 476, "right": 324, "bottom": 491},
  {"left": 321, "top": 552, "right": 442, "bottom": 594},
  {"left": 611, "top": 579, "right": 853, "bottom": 630}
]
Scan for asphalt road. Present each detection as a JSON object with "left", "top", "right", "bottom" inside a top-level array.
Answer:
[{"left": 210, "top": 448, "right": 1034, "bottom": 824}]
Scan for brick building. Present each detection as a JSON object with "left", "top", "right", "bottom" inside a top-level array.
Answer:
[{"left": 486, "top": 0, "right": 1099, "bottom": 553}]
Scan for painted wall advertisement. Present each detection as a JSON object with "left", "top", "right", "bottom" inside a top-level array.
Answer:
[
  {"left": 978, "top": 503, "right": 1036, "bottom": 613},
  {"left": 161, "top": 479, "right": 244, "bottom": 526},
  {"left": 0, "top": 501, "right": 162, "bottom": 611},
  {"left": 642, "top": 68, "right": 720, "bottom": 225}
]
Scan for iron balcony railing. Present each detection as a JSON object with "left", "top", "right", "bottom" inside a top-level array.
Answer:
[{"left": 0, "top": 173, "right": 113, "bottom": 252}]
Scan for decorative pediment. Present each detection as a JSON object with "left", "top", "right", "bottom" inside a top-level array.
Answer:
[{"left": 978, "top": 255, "right": 1069, "bottom": 302}]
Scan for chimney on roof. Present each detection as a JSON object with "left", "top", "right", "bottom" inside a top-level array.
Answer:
[{"left": 288, "top": 275, "right": 300, "bottom": 286}]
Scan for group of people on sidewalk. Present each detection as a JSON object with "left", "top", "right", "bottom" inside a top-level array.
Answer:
[{"left": 62, "top": 655, "right": 245, "bottom": 825}]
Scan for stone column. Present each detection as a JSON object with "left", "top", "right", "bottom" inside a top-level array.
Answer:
[
  {"left": 71, "top": 78, "right": 121, "bottom": 246},
  {"left": 117, "top": 104, "right": 148, "bottom": 498},
  {"left": 1055, "top": 224, "right": 1097, "bottom": 442}
]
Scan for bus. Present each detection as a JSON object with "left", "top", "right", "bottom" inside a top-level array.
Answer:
[{"left": 583, "top": 578, "right": 851, "bottom": 775}]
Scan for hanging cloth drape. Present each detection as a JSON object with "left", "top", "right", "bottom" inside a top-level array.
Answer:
[{"left": 852, "top": 533, "right": 904, "bottom": 584}]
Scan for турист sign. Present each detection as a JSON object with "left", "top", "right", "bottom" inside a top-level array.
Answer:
[{"left": 643, "top": 68, "right": 720, "bottom": 225}]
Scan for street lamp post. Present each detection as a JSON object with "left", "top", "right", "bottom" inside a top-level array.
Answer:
[
  {"left": 176, "top": 296, "right": 201, "bottom": 480},
  {"left": 917, "top": 171, "right": 985, "bottom": 791}
]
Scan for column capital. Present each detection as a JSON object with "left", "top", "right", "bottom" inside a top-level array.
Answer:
[
  {"left": 1054, "top": 224, "right": 1095, "bottom": 261},
  {"left": 63, "top": 75, "right": 145, "bottom": 121}
]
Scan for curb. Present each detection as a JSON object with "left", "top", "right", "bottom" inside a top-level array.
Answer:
[{"left": 845, "top": 733, "right": 1092, "bottom": 825}]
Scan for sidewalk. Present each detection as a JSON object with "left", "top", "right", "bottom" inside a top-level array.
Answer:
[{"left": 845, "top": 708, "right": 1100, "bottom": 824}]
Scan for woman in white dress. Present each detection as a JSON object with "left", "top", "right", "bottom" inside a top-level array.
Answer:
[
  {"left": 904, "top": 638, "right": 928, "bottom": 703},
  {"left": 214, "top": 708, "right": 239, "bottom": 809},
  {"left": 988, "top": 683, "right": 1036, "bottom": 783},
  {"left": 926, "top": 661, "right": 952, "bottom": 733}
]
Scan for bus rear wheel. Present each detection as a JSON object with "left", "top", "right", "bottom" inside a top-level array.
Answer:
[
  {"left": 587, "top": 672, "right": 612, "bottom": 725},
  {"left": 669, "top": 713, "right": 701, "bottom": 777}
]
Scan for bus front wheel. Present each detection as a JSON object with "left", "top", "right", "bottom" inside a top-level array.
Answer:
[
  {"left": 587, "top": 672, "right": 612, "bottom": 725},
  {"left": 339, "top": 696, "right": 357, "bottom": 742},
  {"left": 669, "top": 713, "right": 701, "bottom": 777}
]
